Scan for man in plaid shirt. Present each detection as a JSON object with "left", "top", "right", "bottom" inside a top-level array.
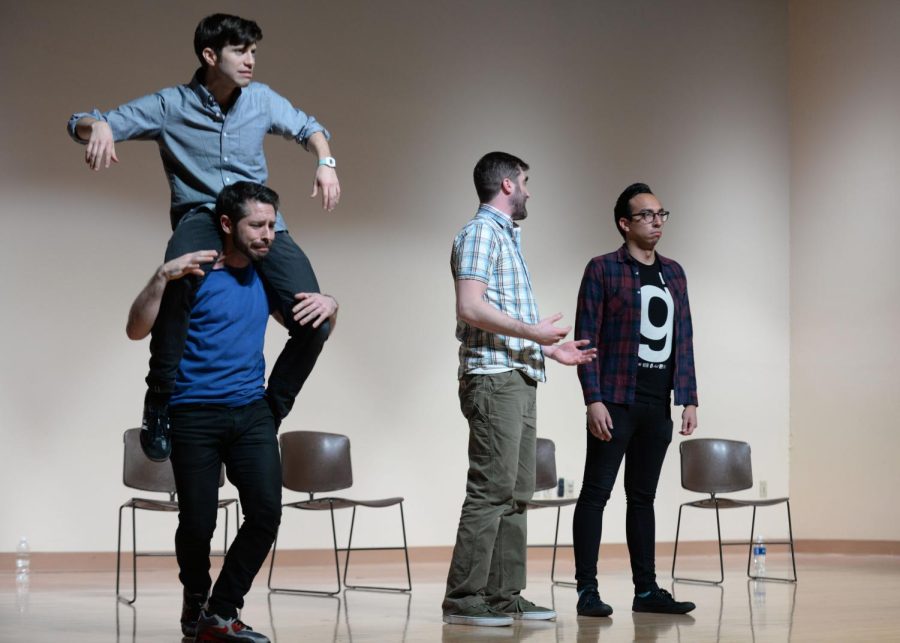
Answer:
[
  {"left": 572, "top": 182, "right": 698, "bottom": 617},
  {"left": 442, "top": 151, "right": 596, "bottom": 627}
]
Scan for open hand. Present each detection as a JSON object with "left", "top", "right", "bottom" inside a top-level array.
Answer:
[{"left": 292, "top": 292, "right": 338, "bottom": 328}]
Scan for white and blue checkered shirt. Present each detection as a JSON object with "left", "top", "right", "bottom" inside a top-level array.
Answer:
[{"left": 451, "top": 205, "right": 546, "bottom": 382}]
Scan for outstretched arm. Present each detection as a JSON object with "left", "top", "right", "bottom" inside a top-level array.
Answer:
[
  {"left": 306, "top": 132, "right": 341, "bottom": 211},
  {"left": 126, "top": 250, "right": 218, "bottom": 340},
  {"left": 455, "top": 279, "right": 571, "bottom": 345},
  {"left": 543, "top": 340, "right": 597, "bottom": 365}
]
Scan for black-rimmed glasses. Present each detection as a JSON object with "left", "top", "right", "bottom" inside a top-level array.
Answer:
[{"left": 630, "top": 209, "right": 670, "bottom": 223}]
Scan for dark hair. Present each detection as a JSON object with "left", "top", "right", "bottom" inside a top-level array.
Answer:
[
  {"left": 613, "top": 182, "right": 653, "bottom": 239},
  {"left": 216, "top": 181, "right": 279, "bottom": 227},
  {"left": 473, "top": 151, "right": 529, "bottom": 203},
  {"left": 194, "top": 13, "right": 263, "bottom": 66}
]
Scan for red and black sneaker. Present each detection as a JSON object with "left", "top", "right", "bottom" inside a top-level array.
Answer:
[{"left": 194, "top": 610, "right": 270, "bottom": 642}]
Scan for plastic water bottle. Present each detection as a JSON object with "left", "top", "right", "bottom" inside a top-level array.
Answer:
[
  {"left": 752, "top": 534, "right": 767, "bottom": 575},
  {"left": 15, "top": 537, "right": 30, "bottom": 579}
]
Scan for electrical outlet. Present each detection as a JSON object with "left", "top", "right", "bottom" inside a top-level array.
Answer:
[{"left": 759, "top": 480, "right": 768, "bottom": 498}]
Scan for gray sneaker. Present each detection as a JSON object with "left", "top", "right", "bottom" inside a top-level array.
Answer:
[
  {"left": 496, "top": 595, "right": 557, "bottom": 621},
  {"left": 443, "top": 603, "right": 514, "bottom": 627}
]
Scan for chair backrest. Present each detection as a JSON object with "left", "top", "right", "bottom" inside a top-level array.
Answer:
[
  {"left": 680, "top": 438, "right": 752, "bottom": 494},
  {"left": 122, "top": 428, "right": 226, "bottom": 494},
  {"left": 122, "top": 428, "right": 176, "bottom": 493},
  {"left": 534, "top": 438, "right": 558, "bottom": 492},
  {"left": 280, "top": 430, "right": 353, "bottom": 494}
]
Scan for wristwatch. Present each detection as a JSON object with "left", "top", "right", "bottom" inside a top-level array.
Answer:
[{"left": 317, "top": 156, "right": 337, "bottom": 168}]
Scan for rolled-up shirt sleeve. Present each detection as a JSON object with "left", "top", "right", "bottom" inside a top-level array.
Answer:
[
  {"left": 264, "top": 86, "right": 329, "bottom": 150},
  {"left": 67, "top": 92, "right": 166, "bottom": 144}
]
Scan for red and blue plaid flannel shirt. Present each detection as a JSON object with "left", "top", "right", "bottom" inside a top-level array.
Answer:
[{"left": 575, "top": 245, "right": 698, "bottom": 407}]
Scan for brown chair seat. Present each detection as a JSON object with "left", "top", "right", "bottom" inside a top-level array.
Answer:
[{"left": 285, "top": 496, "right": 404, "bottom": 511}]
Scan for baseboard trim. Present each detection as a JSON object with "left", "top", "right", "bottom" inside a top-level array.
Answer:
[{"left": 3, "top": 540, "right": 897, "bottom": 573}]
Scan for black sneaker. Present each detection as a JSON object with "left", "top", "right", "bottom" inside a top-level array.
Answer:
[
  {"left": 195, "top": 610, "right": 270, "bottom": 641},
  {"left": 632, "top": 588, "right": 695, "bottom": 614},
  {"left": 577, "top": 587, "right": 613, "bottom": 617},
  {"left": 180, "top": 589, "right": 207, "bottom": 637},
  {"left": 140, "top": 391, "right": 171, "bottom": 462}
]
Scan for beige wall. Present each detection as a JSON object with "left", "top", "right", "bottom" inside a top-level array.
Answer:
[
  {"left": 1, "top": 0, "right": 795, "bottom": 553},
  {"left": 789, "top": 1, "right": 900, "bottom": 540}
]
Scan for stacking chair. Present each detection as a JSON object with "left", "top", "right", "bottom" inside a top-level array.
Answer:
[
  {"left": 526, "top": 438, "right": 578, "bottom": 586},
  {"left": 267, "top": 431, "right": 411, "bottom": 595},
  {"left": 671, "top": 438, "right": 797, "bottom": 584},
  {"left": 116, "top": 428, "right": 240, "bottom": 604}
]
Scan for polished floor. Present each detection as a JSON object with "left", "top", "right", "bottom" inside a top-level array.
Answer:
[{"left": 3, "top": 552, "right": 900, "bottom": 642}]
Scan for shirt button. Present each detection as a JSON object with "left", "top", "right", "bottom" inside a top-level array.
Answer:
[
  {"left": 224, "top": 177, "right": 231, "bottom": 183},
  {"left": 223, "top": 156, "right": 228, "bottom": 161}
]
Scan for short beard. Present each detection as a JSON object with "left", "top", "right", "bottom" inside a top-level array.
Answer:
[
  {"left": 510, "top": 190, "right": 528, "bottom": 221},
  {"left": 233, "top": 234, "right": 269, "bottom": 262}
]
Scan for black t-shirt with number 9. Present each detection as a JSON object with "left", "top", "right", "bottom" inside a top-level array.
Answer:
[{"left": 634, "top": 257, "right": 675, "bottom": 405}]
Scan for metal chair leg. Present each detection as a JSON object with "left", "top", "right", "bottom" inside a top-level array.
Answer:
[
  {"left": 115, "top": 503, "right": 137, "bottom": 604},
  {"left": 344, "top": 503, "right": 412, "bottom": 593},
  {"left": 268, "top": 502, "right": 342, "bottom": 596},
  {"left": 715, "top": 503, "right": 725, "bottom": 583},
  {"left": 550, "top": 506, "right": 575, "bottom": 587},
  {"left": 672, "top": 500, "right": 726, "bottom": 585},
  {"left": 747, "top": 503, "right": 798, "bottom": 583},
  {"left": 671, "top": 502, "right": 684, "bottom": 579},
  {"left": 399, "top": 502, "right": 412, "bottom": 592},
  {"left": 131, "top": 507, "right": 137, "bottom": 603}
]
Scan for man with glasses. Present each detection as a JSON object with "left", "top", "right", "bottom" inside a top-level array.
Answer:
[{"left": 571, "top": 182, "right": 698, "bottom": 616}]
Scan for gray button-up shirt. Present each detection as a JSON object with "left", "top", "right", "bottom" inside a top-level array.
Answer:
[{"left": 68, "top": 69, "right": 330, "bottom": 231}]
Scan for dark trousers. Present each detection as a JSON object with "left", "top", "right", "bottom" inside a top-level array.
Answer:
[
  {"left": 572, "top": 402, "right": 673, "bottom": 593},
  {"left": 169, "top": 399, "right": 282, "bottom": 618},
  {"left": 148, "top": 210, "right": 330, "bottom": 421}
]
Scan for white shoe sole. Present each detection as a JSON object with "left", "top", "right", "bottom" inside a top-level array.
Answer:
[
  {"left": 512, "top": 610, "right": 557, "bottom": 620},
  {"left": 442, "top": 614, "right": 514, "bottom": 627}
]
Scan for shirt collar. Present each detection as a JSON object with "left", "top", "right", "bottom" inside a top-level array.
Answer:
[
  {"left": 477, "top": 204, "right": 517, "bottom": 231},
  {"left": 189, "top": 68, "right": 219, "bottom": 109},
  {"left": 615, "top": 243, "right": 673, "bottom": 266},
  {"left": 188, "top": 68, "right": 240, "bottom": 112}
]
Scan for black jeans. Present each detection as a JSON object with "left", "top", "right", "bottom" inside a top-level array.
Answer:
[
  {"left": 572, "top": 402, "right": 673, "bottom": 593},
  {"left": 169, "top": 399, "right": 282, "bottom": 618},
  {"left": 148, "top": 210, "right": 330, "bottom": 421}
]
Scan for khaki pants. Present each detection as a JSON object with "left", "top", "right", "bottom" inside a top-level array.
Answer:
[{"left": 443, "top": 370, "right": 537, "bottom": 613}]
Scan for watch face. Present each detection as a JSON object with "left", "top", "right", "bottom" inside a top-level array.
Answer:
[{"left": 320, "top": 157, "right": 336, "bottom": 168}]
